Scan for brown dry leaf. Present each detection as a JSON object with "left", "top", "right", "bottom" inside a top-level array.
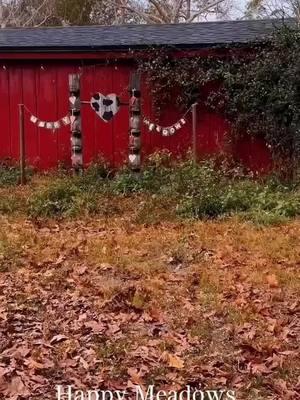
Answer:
[
  {"left": 127, "top": 368, "right": 144, "bottom": 385},
  {"left": 84, "top": 320, "right": 105, "bottom": 334},
  {"left": 76, "top": 265, "right": 87, "bottom": 275},
  {"left": 251, "top": 363, "right": 272, "bottom": 375},
  {"left": 80, "top": 357, "right": 89, "bottom": 370},
  {"left": 4, "top": 376, "right": 30, "bottom": 399},
  {"left": 273, "top": 379, "right": 297, "bottom": 399},
  {"left": 25, "top": 358, "right": 45, "bottom": 370},
  {"left": 168, "top": 354, "right": 185, "bottom": 369},
  {"left": 266, "top": 274, "right": 279, "bottom": 288},
  {"left": 0, "top": 367, "right": 8, "bottom": 378},
  {"left": 50, "top": 334, "right": 68, "bottom": 345},
  {"left": 149, "top": 307, "right": 164, "bottom": 322}
]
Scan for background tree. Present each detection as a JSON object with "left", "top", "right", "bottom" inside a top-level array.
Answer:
[
  {"left": 245, "top": 0, "right": 300, "bottom": 20},
  {"left": 0, "top": 0, "right": 234, "bottom": 27},
  {"left": 0, "top": 0, "right": 125, "bottom": 27},
  {"left": 116, "top": 0, "right": 233, "bottom": 24},
  {"left": 0, "top": 0, "right": 54, "bottom": 27}
]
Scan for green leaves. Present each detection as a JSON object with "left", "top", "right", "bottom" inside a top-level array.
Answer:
[{"left": 139, "top": 26, "right": 300, "bottom": 165}]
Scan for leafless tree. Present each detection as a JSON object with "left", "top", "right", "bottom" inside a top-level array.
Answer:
[
  {"left": 246, "top": 0, "right": 300, "bottom": 20},
  {"left": 0, "top": 0, "right": 55, "bottom": 27},
  {"left": 0, "top": 0, "right": 234, "bottom": 28},
  {"left": 114, "top": 0, "right": 233, "bottom": 24}
]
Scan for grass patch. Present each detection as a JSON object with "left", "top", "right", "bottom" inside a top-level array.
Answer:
[
  {"left": 0, "top": 231, "right": 24, "bottom": 272},
  {"left": 0, "top": 164, "right": 21, "bottom": 186},
  {"left": 0, "top": 154, "right": 299, "bottom": 224}
]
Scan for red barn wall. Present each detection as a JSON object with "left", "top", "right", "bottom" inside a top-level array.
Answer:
[{"left": 0, "top": 59, "right": 272, "bottom": 172}]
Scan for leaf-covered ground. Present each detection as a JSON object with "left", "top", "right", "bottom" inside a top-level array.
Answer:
[{"left": 0, "top": 213, "right": 299, "bottom": 399}]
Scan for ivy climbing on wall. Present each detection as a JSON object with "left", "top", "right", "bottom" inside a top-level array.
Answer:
[{"left": 137, "top": 25, "right": 300, "bottom": 171}]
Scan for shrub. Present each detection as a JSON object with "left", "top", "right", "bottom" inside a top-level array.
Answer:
[
  {"left": 0, "top": 165, "right": 20, "bottom": 186},
  {"left": 77, "top": 160, "right": 112, "bottom": 189},
  {"left": 27, "top": 180, "right": 80, "bottom": 218},
  {"left": 1, "top": 154, "right": 297, "bottom": 224},
  {"left": 178, "top": 173, "right": 300, "bottom": 221},
  {"left": 0, "top": 193, "right": 24, "bottom": 214}
]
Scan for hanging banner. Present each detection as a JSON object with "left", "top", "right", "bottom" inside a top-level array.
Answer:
[
  {"left": 143, "top": 115, "right": 187, "bottom": 137},
  {"left": 29, "top": 113, "right": 71, "bottom": 130}
]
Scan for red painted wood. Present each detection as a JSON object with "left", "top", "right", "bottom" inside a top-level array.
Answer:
[
  {"left": 0, "top": 47, "right": 247, "bottom": 61},
  {"left": 93, "top": 65, "right": 114, "bottom": 165},
  {"left": 81, "top": 64, "right": 96, "bottom": 166},
  {"left": 0, "top": 59, "right": 273, "bottom": 173},
  {"left": 0, "top": 51, "right": 132, "bottom": 60},
  {"left": 141, "top": 74, "right": 153, "bottom": 160},
  {"left": 36, "top": 65, "right": 58, "bottom": 169},
  {"left": 22, "top": 66, "right": 39, "bottom": 167},
  {"left": 197, "top": 109, "right": 229, "bottom": 156},
  {"left": 112, "top": 65, "right": 131, "bottom": 167},
  {"left": 234, "top": 136, "right": 272, "bottom": 173},
  {"left": 56, "top": 63, "right": 78, "bottom": 167},
  {"left": 0, "top": 67, "right": 11, "bottom": 160},
  {"left": 8, "top": 67, "right": 23, "bottom": 161}
]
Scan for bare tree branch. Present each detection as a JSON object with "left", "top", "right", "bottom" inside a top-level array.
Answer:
[
  {"left": 23, "top": 0, "right": 49, "bottom": 27},
  {"left": 187, "top": 0, "right": 225, "bottom": 22}
]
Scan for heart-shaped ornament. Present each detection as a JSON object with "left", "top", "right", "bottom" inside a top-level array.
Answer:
[{"left": 90, "top": 93, "right": 120, "bottom": 122}]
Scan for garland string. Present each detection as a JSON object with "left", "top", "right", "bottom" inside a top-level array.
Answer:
[
  {"left": 23, "top": 104, "right": 70, "bottom": 132},
  {"left": 143, "top": 104, "right": 195, "bottom": 137}
]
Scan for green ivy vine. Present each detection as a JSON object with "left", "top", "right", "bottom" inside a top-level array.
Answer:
[{"left": 137, "top": 25, "right": 300, "bottom": 166}]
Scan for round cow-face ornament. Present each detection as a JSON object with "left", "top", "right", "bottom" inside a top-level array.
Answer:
[{"left": 90, "top": 93, "right": 120, "bottom": 122}]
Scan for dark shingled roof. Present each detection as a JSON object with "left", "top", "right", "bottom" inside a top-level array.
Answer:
[{"left": 0, "top": 18, "right": 294, "bottom": 52}]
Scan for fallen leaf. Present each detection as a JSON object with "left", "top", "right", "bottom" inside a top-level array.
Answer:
[
  {"left": 266, "top": 274, "right": 279, "bottom": 288},
  {"left": 4, "top": 376, "right": 30, "bottom": 398},
  {"left": 168, "top": 354, "right": 184, "bottom": 369},
  {"left": 50, "top": 334, "right": 68, "bottom": 345},
  {"left": 84, "top": 320, "right": 105, "bottom": 334}
]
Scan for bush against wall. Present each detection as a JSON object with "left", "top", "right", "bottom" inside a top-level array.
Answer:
[{"left": 138, "top": 25, "right": 300, "bottom": 168}]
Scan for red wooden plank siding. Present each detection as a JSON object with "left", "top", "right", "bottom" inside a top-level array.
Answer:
[
  {"left": 93, "top": 65, "right": 114, "bottom": 166},
  {"left": 8, "top": 67, "right": 23, "bottom": 161},
  {"left": 36, "top": 65, "right": 58, "bottom": 169},
  {"left": 56, "top": 63, "right": 78, "bottom": 168},
  {"left": 0, "top": 67, "right": 11, "bottom": 160},
  {"left": 0, "top": 60, "right": 272, "bottom": 172},
  {"left": 140, "top": 74, "right": 152, "bottom": 160},
  {"left": 112, "top": 64, "right": 131, "bottom": 167},
  {"left": 22, "top": 65, "right": 38, "bottom": 167},
  {"left": 81, "top": 64, "right": 96, "bottom": 166}
]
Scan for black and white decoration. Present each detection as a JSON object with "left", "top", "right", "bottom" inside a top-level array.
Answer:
[{"left": 90, "top": 93, "right": 120, "bottom": 122}]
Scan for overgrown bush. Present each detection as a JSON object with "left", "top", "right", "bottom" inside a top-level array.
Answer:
[
  {"left": 27, "top": 180, "right": 80, "bottom": 218},
  {"left": 1, "top": 155, "right": 299, "bottom": 224},
  {"left": 177, "top": 169, "right": 300, "bottom": 221},
  {"left": 138, "top": 25, "right": 300, "bottom": 168},
  {"left": 0, "top": 165, "right": 21, "bottom": 186}
]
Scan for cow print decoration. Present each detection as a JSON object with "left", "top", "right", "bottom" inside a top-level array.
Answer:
[{"left": 90, "top": 93, "right": 120, "bottom": 122}]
